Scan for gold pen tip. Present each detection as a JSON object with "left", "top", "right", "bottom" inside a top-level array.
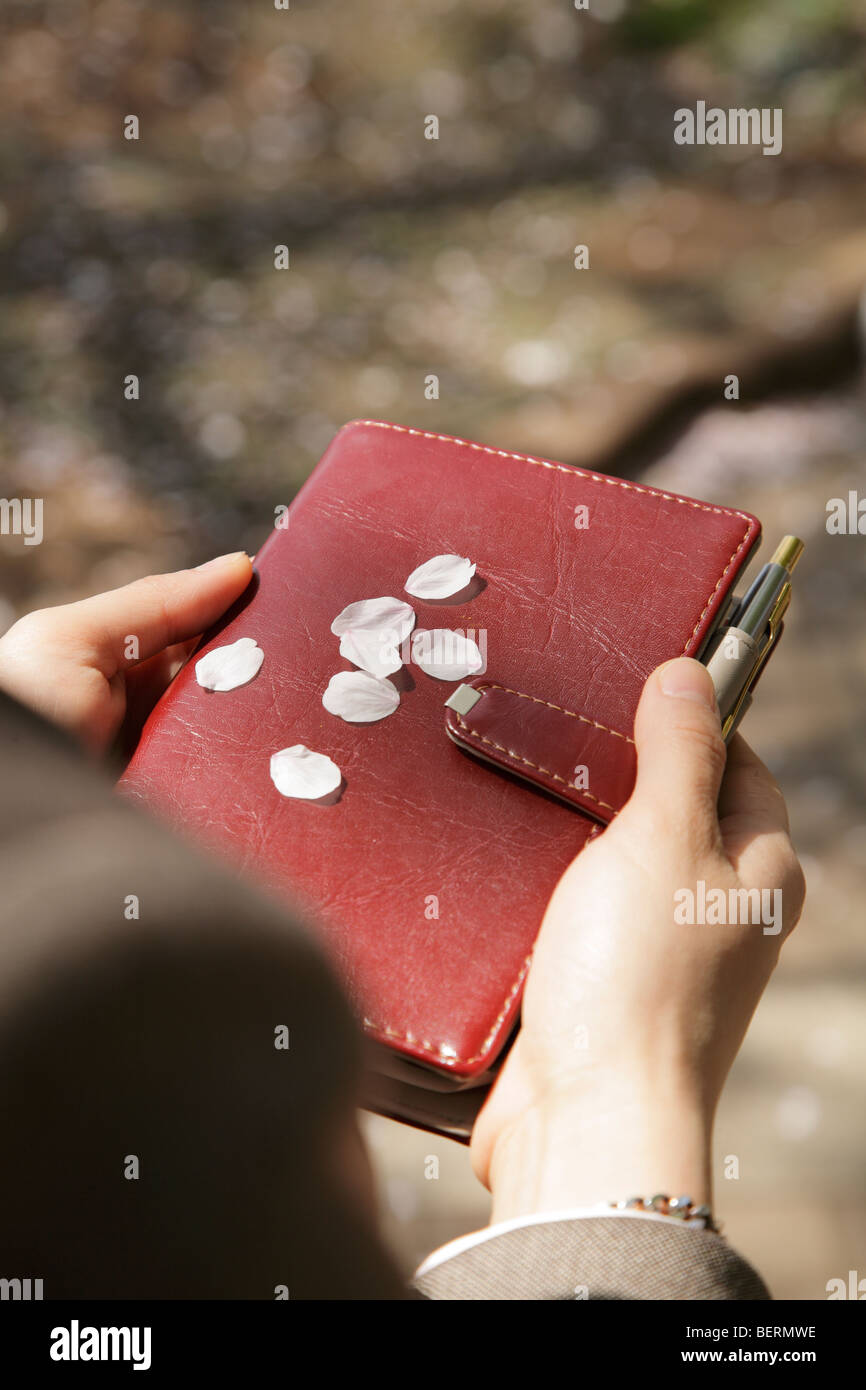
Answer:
[{"left": 770, "top": 535, "right": 804, "bottom": 573}]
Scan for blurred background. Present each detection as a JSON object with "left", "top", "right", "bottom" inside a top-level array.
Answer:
[{"left": 1, "top": 0, "right": 864, "bottom": 1300}]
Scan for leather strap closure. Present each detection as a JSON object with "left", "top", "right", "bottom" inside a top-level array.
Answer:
[{"left": 444, "top": 679, "right": 636, "bottom": 824}]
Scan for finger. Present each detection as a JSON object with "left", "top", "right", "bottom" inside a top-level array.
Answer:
[
  {"left": 716, "top": 737, "right": 804, "bottom": 933},
  {"left": 118, "top": 644, "right": 194, "bottom": 761},
  {"left": 64, "top": 554, "right": 253, "bottom": 672},
  {"left": 626, "top": 657, "right": 727, "bottom": 851},
  {"left": 728, "top": 826, "right": 806, "bottom": 941},
  {"left": 124, "top": 639, "right": 196, "bottom": 707},
  {"left": 717, "top": 734, "right": 791, "bottom": 835}
]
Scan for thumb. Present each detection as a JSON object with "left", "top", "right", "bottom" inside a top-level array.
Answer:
[
  {"left": 627, "top": 657, "right": 727, "bottom": 848},
  {"left": 67, "top": 553, "right": 254, "bottom": 671}
]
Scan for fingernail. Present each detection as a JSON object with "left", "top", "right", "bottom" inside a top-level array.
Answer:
[
  {"left": 659, "top": 658, "right": 717, "bottom": 710},
  {"left": 195, "top": 552, "right": 249, "bottom": 571}
]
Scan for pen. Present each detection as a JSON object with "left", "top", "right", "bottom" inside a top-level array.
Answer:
[{"left": 704, "top": 534, "right": 804, "bottom": 742}]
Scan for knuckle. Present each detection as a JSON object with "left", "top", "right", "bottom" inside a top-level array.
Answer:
[
  {"left": 751, "top": 836, "right": 805, "bottom": 936},
  {"left": 135, "top": 573, "right": 167, "bottom": 597},
  {"left": 782, "top": 846, "right": 807, "bottom": 917}
]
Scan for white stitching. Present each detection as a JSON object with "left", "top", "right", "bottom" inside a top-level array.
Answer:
[{"left": 453, "top": 681, "right": 630, "bottom": 815}]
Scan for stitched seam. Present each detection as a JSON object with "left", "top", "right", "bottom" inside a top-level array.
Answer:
[
  {"left": 348, "top": 420, "right": 757, "bottom": 1065},
  {"left": 471, "top": 681, "right": 635, "bottom": 744},
  {"left": 454, "top": 714, "right": 620, "bottom": 813},
  {"left": 362, "top": 952, "right": 533, "bottom": 1067},
  {"left": 353, "top": 418, "right": 756, "bottom": 517},
  {"left": 678, "top": 532, "right": 754, "bottom": 653}
]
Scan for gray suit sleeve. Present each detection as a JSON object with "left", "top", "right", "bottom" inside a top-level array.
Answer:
[{"left": 413, "top": 1215, "right": 771, "bottom": 1300}]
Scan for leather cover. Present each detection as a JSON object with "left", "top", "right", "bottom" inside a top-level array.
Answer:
[{"left": 118, "top": 420, "right": 761, "bottom": 1094}]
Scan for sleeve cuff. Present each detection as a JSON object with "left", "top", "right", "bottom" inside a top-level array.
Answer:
[{"left": 416, "top": 1204, "right": 709, "bottom": 1280}]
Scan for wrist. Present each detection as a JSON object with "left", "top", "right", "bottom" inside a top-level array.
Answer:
[{"left": 485, "top": 1072, "right": 714, "bottom": 1225}]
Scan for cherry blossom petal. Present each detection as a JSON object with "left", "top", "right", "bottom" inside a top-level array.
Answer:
[
  {"left": 412, "top": 629, "right": 484, "bottom": 681},
  {"left": 269, "top": 745, "right": 342, "bottom": 800},
  {"left": 330, "top": 596, "right": 415, "bottom": 642},
  {"left": 322, "top": 670, "right": 400, "bottom": 723},
  {"left": 195, "top": 637, "right": 264, "bottom": 691},
  {"left": 405, "top": 554, "right": 476, "bottom": 599},
  {"left": 339, "top": 627, "right": 404, "bottom": 678}
]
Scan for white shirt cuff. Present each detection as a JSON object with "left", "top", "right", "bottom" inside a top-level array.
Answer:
[{"left": 415, "top": 1204, "right": 709, "bottom": 1279}]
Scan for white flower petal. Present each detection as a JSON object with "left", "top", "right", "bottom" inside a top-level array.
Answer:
[
  {"left": 195, "top": 637, "right": 264, "bottom": 691},
  {"left": 412, "top": 629, "right": 484, "bottom": 681},
  {"left": 322, "top": 670, "right": 400, "bottom": 723},
  {"left": 405, "top": 554, "right": 476, "bottom": 599},
  {"left": 330, "top": 596, "right": 415, "bottom": 642},
  {"left": 270, "top": 745, "right": 342, "bottom": 800},
  {"left": 339, "top": 628, "right": 403, "bottom": 678}
]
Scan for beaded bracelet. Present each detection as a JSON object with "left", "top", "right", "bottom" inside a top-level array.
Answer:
[{"left": 609, "top": 1194, "right": 722, "bottom": 1234}]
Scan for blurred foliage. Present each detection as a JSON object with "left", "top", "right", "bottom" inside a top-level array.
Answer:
[{"left": 621, "top": 0, "right": 733, "bottom": 51}]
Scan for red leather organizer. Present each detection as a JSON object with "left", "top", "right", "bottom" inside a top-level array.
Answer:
[{"left": 118, "top": 420, "right": 761, "bottom": 1130}]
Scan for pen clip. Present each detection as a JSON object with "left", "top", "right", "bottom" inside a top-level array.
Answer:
[{"left": 766, "top": 579, "right": 791, "bottom": 641}]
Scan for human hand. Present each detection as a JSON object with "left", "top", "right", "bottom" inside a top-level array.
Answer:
[
  {"left": 0, "top": 553, "right": 253, "bottom": 755},
  {"left": 471, "top": 657, "right": 806, "bottom": 1222}
]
